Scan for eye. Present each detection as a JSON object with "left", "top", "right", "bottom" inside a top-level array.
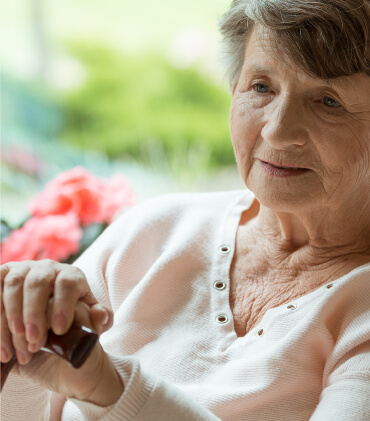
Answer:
[
  {"left": 252, "top": 83, "right": 272, "bottom": 94},
  {"left": 322, "top": 96, "right": 341, "bottom": 108}
]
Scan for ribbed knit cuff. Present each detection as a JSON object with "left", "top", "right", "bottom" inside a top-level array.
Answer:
[
  {"left": 68, "top": 354, "right": 157, "bottom": 421},
  {"left": 1, "top": 374, "right": 51, "bottom": 421}
]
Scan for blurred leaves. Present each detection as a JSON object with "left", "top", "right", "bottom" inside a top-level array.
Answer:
[
  {"left": 59, "top": 43, "right": 234, "bottom": 168},
  {"left": 2, "top": 74, "right": 63, "bottom": 139},
  {"left": 1, "top": 220, "right": 13, "bottom": 241}
]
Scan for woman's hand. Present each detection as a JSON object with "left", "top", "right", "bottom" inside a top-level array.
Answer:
[{"left": 0, "top": 260, "right": 123, "bottom": 406}]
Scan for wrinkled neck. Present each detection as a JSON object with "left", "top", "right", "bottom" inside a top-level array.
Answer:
[{"left": 246, "top": 199, "right": 370, "bottom": 269}]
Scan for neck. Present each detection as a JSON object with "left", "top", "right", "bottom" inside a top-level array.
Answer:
[{"left": 248, "top": 198, "right": 370, "bottom": 270}]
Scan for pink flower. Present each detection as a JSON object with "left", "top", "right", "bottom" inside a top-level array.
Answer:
[
  {"left": 1, "top": 214, "right": 82, "bottom": 264},
  {"left": 1, "top": 146, "right": 44, "bottom": 177},
  {"left": 102, "top": 174, "right": 135, "bottom": 222},
  {"left": 28, "top": 166, "right": 134, "bottom": 225},
  {"left": 28, "top": 166, "right": 105, "bottom": 225}
]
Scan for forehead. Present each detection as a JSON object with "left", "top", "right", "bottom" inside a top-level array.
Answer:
[
  {"left": 242, "top": 28, "right": 315, "bottom": 83},
  {"left": 240, "top": 28, "right": 370, "bottom": 106}
]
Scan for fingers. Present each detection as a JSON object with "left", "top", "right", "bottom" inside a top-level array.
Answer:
[
  {"left": 1, "top": 296, "right": 14, "bottom": 362},
  {"left": 2, "top": 262, "right": 42, "bottom": 363},
  {"left": 22, "top": 263, "right": 56, "bottom": 347},
  {"left": 90, "top": 304, "right": 113, "bottom": 335},
  {"left": 0, "top": 264, "right": 10, "bottom": 285},
  {"left": 51, "top": 266, "right": 97, "bottom": 335},
  {"left": 2, "top": 263, "right": 30, "bottom": 336},
  {"left": 1, "top": 263, "right": 32, "bottom": 364},
  {"left": 1, "top": 260, "right": 105, "bottom": 368},
  {"left": 0, "top": 266, "right": 13, "bottom": 362},
  {"left": 12, "top": 332, "right": 33, "bottom": 364},
  {"left": 58, "top": 300, "right": 112, "bottom": 336}
]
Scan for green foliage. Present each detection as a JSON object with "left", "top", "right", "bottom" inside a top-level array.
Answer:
[
  {"left": 59, "top": 43, "right": 235, "bottom": 168},
  {"left": 63, "top": 222, "right": 108, "bottom": 264}
]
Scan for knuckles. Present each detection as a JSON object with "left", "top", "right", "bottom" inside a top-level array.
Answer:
[
  {"left": 3, "top": 273, "right": 25, "bottom": 289},
  {"left": 1, "top": 261, "right": 93, "bottom": 335},
  {"left": 60, "top": 265, "right": 86, "bottom": 280},
  {"left": 1, "top": 260, "right": 86, "bottom": 289},
  {"left": 24, "top": 275, "right": 52, "bottom": 290},
  {"left": 56, "top": 275, "right": 84, "bottom": 294}
]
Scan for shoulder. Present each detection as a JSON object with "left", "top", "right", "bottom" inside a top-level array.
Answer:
[
  {"left": 86, "top": 189, "right": 251, "bottom": 262},
  {"left": 73, "top": 190, "right": 251, "bottom": 293},
  {"left": 72, "top": 189, "right": 252, "bottom": 306},
  {"left": 77, "top": 190, "right": 250, "bottom": 257},
  {"left": 325, "top": 262, "right": 370, "bottom": 351},
  {"left": 114, "top": 189, "right": 250, "bottom": 228},
  {"left": 328, "top": 262, "right": 370, "bottom": 324},
  {"left": 320, "top": 262, "right": 370, "bottom": 388},
  {"left": 134, "top": 189, "right": 249, "bottom": 213}
]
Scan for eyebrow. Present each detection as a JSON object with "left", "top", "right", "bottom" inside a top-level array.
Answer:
[
  {"left": 243, "top": 62, "right": 336, "bottom": 89},
  {"left": 243, "top": 64, "right": 274, "bottom": 76}
]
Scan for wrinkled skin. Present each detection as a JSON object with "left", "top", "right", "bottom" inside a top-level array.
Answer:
[
  {"left": 228, "top": 28, "right": 370, "bottom": 337},
  {"left": 1, "top": 25, "right": 369, "bottom": 406},
  {"left": 230, "top": 28, "right": 370, "bottom": 259},
  {"left": 0, "top": 260, "right": 123, "bottom": 407}
]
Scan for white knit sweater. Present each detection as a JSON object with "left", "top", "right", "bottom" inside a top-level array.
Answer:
[{"left": 2, "top": 190, "right": 370, "bottom": 421}]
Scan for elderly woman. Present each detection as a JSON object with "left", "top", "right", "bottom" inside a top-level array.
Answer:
[{"left": 1, "top": 0, "right": 370, "bottom": 420}]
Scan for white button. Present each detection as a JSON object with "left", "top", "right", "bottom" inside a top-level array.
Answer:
[
  {"left": 257, "top": 328, "right": 264, "bottom": 337},
  {"left": 287, "top": 304, "right": 297, "bottom": 310},
  {"left": 216, "top": 315, "right": 228, "bottom": 324},
  {"left": 218, "top": 245, "right": 231, "bottom": 254},
  {"left": 214, "top": 281, "right": 226, "bottom": 290},
  {"left": 326, "top": 283, "right": 335, "bottom": 289}
]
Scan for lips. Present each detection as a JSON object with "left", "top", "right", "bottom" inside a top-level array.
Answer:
[
  {"left": 259, "top": 160, "right": 310, "bottom": 178},
  {"left": 261, "top": 160, "right": 308, "bottom": 170}
]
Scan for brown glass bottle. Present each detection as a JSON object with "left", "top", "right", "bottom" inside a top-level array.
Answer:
[{"left": 0, "top": 324, "right": 98, "bottom": 392}]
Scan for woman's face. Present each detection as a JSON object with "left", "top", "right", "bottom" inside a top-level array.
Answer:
[{"left": 230, "top": 29, "right": 370, "bottom": 213}]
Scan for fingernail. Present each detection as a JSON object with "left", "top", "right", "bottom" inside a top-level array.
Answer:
[
  {"left": 26, "top": 323, "right": 39, "bottom": 343},
  {"left": 101, "top": 308, "right": 109, "bottom": 326},
  {"left": 28, "top": 343, "right": 39, "bottom": 353},
  {"left": 11, "top": 318, "right": 25, "bottom": 335},
  {"left": 53, "top": 314, "right": 67, "bottom": 334}
]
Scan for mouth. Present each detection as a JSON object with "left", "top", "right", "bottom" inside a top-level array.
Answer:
[
  {"left": 258, "top": 160, "right": 311, "bottom": 178},
  {"left": 261, "top": 160, "right": 309, "bottom": 170}
]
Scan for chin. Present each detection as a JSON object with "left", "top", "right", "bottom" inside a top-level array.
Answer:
[
  {"left": 254, "top": 191, "right": 308, "bottom": 212},
  {"left": 246, "top": 173, "right": 317, "bottom": 212}
]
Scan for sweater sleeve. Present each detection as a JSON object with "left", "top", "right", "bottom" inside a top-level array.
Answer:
[
  {"left": 64, "top": 354, "right": 221, "bottom": 421},
  {"left": 0, "top": 373, "right": 51, "bottom": 421},
  {"left": 310, "top": 342, "right": 370, "bottom": 420},
  {"left": 62, "top": 195, "right": 223, "bottom": 420},
  {"left": 309, "top": 265, "right": 370, "bottom": 421},
  {"left": 1, "top": 195, "right": 222, "bottom": 421}
]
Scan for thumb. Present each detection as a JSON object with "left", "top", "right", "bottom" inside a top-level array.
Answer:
[{"left": 90, "top": 304, "right": 113, "bottom": 334}]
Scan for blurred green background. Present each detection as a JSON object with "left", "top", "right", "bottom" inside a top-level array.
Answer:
[{"left": 1, "top": 0, "right": 244, "bottom": 226}]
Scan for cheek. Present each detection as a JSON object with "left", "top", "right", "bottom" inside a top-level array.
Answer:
[
  {"left": 312, "top": 119, "right": 370, "bottom": 187},
  {"left": 230, "top": 98, "right": 263, "bottom": 162}
]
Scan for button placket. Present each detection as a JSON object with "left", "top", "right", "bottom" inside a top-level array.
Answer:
[
  {"left": 213, "top": 244, "right": 232, "bottom": 328},
  {"left": 211, "top": 194, "right": 256, "bottom": 350}
]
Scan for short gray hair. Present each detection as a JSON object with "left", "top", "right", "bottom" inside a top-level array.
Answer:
[{"left": 219, "top": 0, "right": 370, "bottom": 91}]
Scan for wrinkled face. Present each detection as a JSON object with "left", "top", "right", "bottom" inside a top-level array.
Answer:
[{"left": 230, "top": 29, "right": 370, "bottom": 213}]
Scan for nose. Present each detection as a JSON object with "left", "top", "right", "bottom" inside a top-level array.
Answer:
[{"left": 261, "top": 95, "right": 309, "bottom": 149}]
